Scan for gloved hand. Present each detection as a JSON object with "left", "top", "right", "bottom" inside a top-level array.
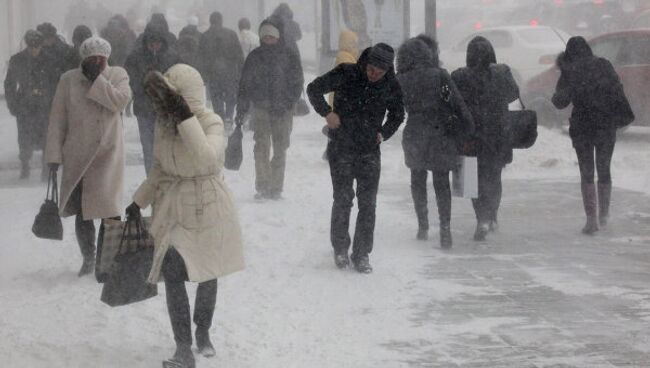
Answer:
[
  {"left": 144, "top": 71, "right": 193, "bottom": 124},
  {"left": 49, "top": 163, "right": 60, "bottom": 172},
  {"left": 125, "top": 202, "right": 141, "bottom": 220},
  {"left": 81, "top": 57, "right": 105, "bottom": 82}
]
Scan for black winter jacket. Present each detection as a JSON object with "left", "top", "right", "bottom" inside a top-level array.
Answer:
[
  {"left": 397, "top": 38, "right": 474, "bottom": 171},
  {"left": 236, "top": 18, "right": 304, "bottom": 117},
  {"left": 307, "top": 48, "right": 405, "bottom": 155},
  {"left": 198, "top": 24, "right": 244, "bottom": 90},
  {"left": 125, "top": 24, "right": 181, "bottom": 117},
  {"left": 4, "top": 49, "right": 55, "bottom": 117}
]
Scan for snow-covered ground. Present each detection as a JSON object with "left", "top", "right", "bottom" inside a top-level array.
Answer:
[{"left": 0, "top": 95, "right": 649, "bottom": 367}]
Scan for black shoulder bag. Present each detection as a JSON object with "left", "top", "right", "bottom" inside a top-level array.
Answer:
[{"left": 32, "top": 170, "right": 63, "bottom": 240}]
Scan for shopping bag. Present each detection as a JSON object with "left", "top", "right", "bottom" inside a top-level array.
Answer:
[
  {"left": 100, "top": 216, "right": 157, "bottom": 307},
  {"left": 32, "top": 170, "right": 63, "bottom": 240},
  {"left": 452, "top": 156, "right": 478, "bottom": 199},
  {"left": 224, "top": 124, "right": 243, "bottom": 171},
  {"left": 96, "top": 217, "right": 152, "bottom": 283}
]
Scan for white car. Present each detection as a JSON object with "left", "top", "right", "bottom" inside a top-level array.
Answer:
[{"left": 439, "top": 25, "right": 571, "bottom": 85}]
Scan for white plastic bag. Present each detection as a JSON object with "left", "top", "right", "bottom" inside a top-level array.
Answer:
[{"left": 452, "top": 156, "right": 478, "bottom": 199}]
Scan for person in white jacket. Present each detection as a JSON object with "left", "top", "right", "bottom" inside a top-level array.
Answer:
[
  {"left": 238, "top": 17, "right": 259, "bottom": 59},
  {"left": 126, "top": 64, "right": 244, "bottom": 368}
]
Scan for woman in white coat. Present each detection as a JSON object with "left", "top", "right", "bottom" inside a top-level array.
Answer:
[{"left": 126, "top": 64, "right": 244, "bottom": 368}]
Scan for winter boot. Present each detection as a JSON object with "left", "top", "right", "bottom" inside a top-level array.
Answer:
[
  {"left": 19, "top": 161, "right": 30, "bottom": 179},
  {"left": 473, "top": 222, "right": 489, "bottom": 241},
  {"left": 334, "top": 251, "right": 350, "bottom": 269},
  {"left": 194, "top": 279, "right": 217, "bottom": 358},
  {"left": 581, "top": 182, "right": 599, "bottom": 235},
  {"left": 162, "top": 344, "right": 195, "bottom": 368},
  {"left": 75, "top": 216, "right": 96, "bottom": 277},
  {"left": 195, "top": 329, "right": 216, "bottom": 357},
  {"left": 352, "top": 255, "right": 373, "bottom": 274},
  {"left": 440, "top": 223, "right": 452, "bottom": 249},
  {"left": 411, "top": 170, "right": 429, "bottom": 241},
  {"left": 416, "top": 228, "right": 429, "bottom": 241},
  {"left": 598, "top": 182, "right": 611, "bottom": 228}
]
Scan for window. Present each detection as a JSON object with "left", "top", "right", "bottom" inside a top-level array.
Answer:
[
  {"left": 517, "top": 28, "right": 562, "bottom": 45},
  {"left": 480, "top": 31, "right": 514, "bottom": 49},
  {"left": 618, "top": 37, "right": 650, "bottom": 66},
  {"left": 590, "top": 38, "right": 621, "bottom": 64}
]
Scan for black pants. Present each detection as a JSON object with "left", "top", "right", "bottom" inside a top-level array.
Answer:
[
  {"left": 16, "top": 110, "right": 47, "bottom": 164},
  {"left": 410, "top": 169, "right": 452, "bottom": 230},
  {"left": 329, "top": 150, "right": 380, "bottom": 261},
  {"left": 68, "top": 182, "right": 97, "bottom": 259},
  {"left": 472, "top": 152, "right": 503, "bottom": 224},
  {"left": 162, "top": 247, "right": 218, "bottom": 347},
  {"left": 574, "top": 138, "right": 615, "bottom": 184},
  {"left": 208, "top": 82, "right": 236, "bottom": 122}
]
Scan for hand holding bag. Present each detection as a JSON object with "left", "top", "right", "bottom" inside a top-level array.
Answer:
[
  {"left": 224, "top": 124, "right": 243, "bottom": 171},
  {"left": 503, "top": 98, "right": 538, "bottom": 149},
  {"left": 100, "top": 215, "right": 157, "bottom": 307},
  {"left": 32, "top": 169, "right": 63, "bottom": 240}
]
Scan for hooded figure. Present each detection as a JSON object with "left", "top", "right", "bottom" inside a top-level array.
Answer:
[
  {"left": 271, "top": 2, "right": 302, "bottom": 58},
  {"left": 70, "top": 25, "right": 93, "bottom": 67},
  {"left": 129, "top": 64, "right": 244, "bottom": 368},
  {"left": 396, "top": 37, "right": 474, "bottom": 248},
  {"left": 198, "top": 11, "right": 245, "bottom": 123},
  {"left": 100, "top": 15, "right": 137, "bottom": 67},
  {"left": 45, "top": 37, "right": 132, "bottom": 276},
  {"left": 37, "top": 22, "right": 78, "bottom": 77},
  {"left": 4, "top": 30, "right": 54, "bottom": 179},
  {"left": 125, "top": 22, "right": 181, "bottom": 174},
  {"left": 307, "top": 43, "right": 405, "bottom": 273},
  {"left": 451, "top": 36, "right": 519, "bottom": 242},
  {"left": 552, "top": 36, "right": 633, "bottom": 235},
  {"left": 135, "top": 13, "right": 177, "bottom": 50}
]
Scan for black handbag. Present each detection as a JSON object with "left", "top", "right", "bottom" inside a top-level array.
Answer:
[
  {"left": 32, "top": 170, "right": 63, "bottom": 240},
  {"left": 100, "top": 215, "right": 157, "bottom": 307},
  {"left": 224, "top": 124, "right": 243, "bottom": 171},
  {"left": 503, "top": 98, "right": 538, "bottom": 149}
]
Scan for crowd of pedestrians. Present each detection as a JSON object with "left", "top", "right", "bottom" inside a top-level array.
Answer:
[{"left": 3, "top": 2, "right": 634, "bottom": 367}]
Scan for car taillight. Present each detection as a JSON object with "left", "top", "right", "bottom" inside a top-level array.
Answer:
[
  {"left": 530, "top": 19, "right": 539, "bottom": 26},
  {"left": 474, "top": 21, "right": 483, "bottom": 30}
]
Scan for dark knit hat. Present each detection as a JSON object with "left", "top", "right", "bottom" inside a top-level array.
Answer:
[
  {"left": 368, "top": 43, "right": 395, "bottom": 70},
  {"left": 36, "top": 22, "right": 57, "bottom": 37},
  {"left": 24, "top": 30, "right": 44, "bottom": 47}
]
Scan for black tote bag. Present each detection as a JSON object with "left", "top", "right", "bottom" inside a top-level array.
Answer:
[
  {"left": 503, "top": 98, "right": 538, "bottom": 149},
  {"left": 32, "top": 170, "right": 63, "bottom": 240},
  {"left": 225, "top": 124, "right": 243, "bottom": 171},
  {"left": 100, "top": 216, "right": 157, "bottom": 307}
]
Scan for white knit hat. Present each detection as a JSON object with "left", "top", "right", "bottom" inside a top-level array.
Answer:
[
  {"left": 79, "top": 37, "right": 112, "bottom": 60},
  {"left": 259, "top": 24, "right": 280, "bottom": 39}
]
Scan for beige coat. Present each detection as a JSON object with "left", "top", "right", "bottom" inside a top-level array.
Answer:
[
  {"left": 45, "top": 67, "right": 131, "bottom": 220},
  {"left": 133, "top": 64, "right": 244, "bottom": 283}
]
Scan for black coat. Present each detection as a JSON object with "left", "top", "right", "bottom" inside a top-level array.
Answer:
[
  {"left": 198, "top": 24, "right": 244, "bottom": 92},
  {"left": 100, "top": 26, "right": 137, "bottom": 67},
  {"left": 43, "top": 38, "right": 78, "bottom": 79},
  {"left": 397, "top": 39, "right": 474, "bottom": 171},
  {"left": 271, "top": 4, "right": 302, "bottom": 58},
  {"left": 307, "top": 47, "right": 405, "bottom": 155},
  {"left": 124, "top": 24, "right": 181, "bottom": 117},
  {"left": 552, "top": 52, "right": 632, "bottom": 145},
  {"left": 4, "top": 49, "right": 55, "bottom": 118},
  {"left": 236, "top": 18, "right": 304, "bottom": 117}
]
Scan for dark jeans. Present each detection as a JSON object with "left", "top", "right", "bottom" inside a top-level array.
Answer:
[
  {"left": 329, "top": 150, "right": 380, "bottom": 261},
  {"left": 410, "top": 169, "right": 452, "bottom": 230},
  {"left": 136, "top": 114, "right": 156, "bottom": 175},
  {"left": 472, "top": 152, "right": 503, "bottom": 224},
  {"left": 208, "top": 82, "right": 236, "bottom": 122},
  {"left": 574, "top": 138, "right": 615, "bottom": 184},
  {"left": 162, "top": 247, "right": 218, "bottom": 347}
]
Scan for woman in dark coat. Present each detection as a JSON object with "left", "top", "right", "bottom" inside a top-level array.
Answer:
[
  {"left": 451, "top": 36, "right": 519, "bottom": 241},
  {"left": 397, "top": 37, "right": 474, "bottom": 248},
  {"left": 552, "top": 36, "right": 633, "bottom": 234}
]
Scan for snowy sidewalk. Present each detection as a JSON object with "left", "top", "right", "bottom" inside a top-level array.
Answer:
[{"left": 1, "top": 109, "right": 650, "bottom": 367}]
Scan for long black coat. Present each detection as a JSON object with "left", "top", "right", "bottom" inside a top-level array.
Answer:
[
  {"left": 307, "top": 48, "right": 405, "bottom": 155},
  {"left": 4, "top": 49, "right": 55, "bottom": 118},
  {"left": 552, "top": 52, "right": 632, "bottom": 145},
  {"left": 124, "top": 24, "right": 181, "bottom": 117},
  {"left": 397, "top": 39, "right": 474, "bottom": 171},
  {"left": 237, "top": 18, "right": 303, "bottom": 117},
  {"left": 198, "top": 24, "right": 244, "bottom": 93}
]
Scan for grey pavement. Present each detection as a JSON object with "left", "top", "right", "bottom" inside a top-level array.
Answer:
[{"left": 388, "top": 180, "right": 650, "bottom": 368}]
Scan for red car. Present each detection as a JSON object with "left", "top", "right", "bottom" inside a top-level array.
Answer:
[{"left": 524, "top": 29, "right": 650, "bottom": 128}]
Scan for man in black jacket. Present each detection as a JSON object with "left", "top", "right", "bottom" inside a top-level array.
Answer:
[
  {"left": 125, "top": 23, "right": 181, "bottom": 175},
  {"left": 235, "top": 17, "right": 303, "bottom": 200},
  {"left": 199, "top": 12, "right": 245, "bottom": 125},
  {"left": 4, "top": 30, "right": 54, "bottom": 179},
  {"left": 307, "top": 43, "right": 405, "bottom": 273}
]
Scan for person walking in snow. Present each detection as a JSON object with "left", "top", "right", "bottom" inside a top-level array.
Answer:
[
  {"left": 307, "top": 43, "right": 405, "bottom": 273},
  {"left": 552, "top": 36, "right": 634, "bottom": 235},
  {"left": 70, "top": 25, "right": 93, "bottom": 68},
  {"left": 451, "top": 36, "right": 519, "bottom": 242},
  {"left": 126, "top": 65, "right": 244, "bottom": 368},
  {"left": 125, "top": 22, "right": 181, "bottom": 175},
  {"left": 396, "top": 36, "right": 474, "bottom": 249},
  {"left": 199, "top": 11, "right": 245, "bottom": 126},
  {"left": 235, "top": 17, "right": 304, "bottom": 200},
  {"left": 4, "top": 30, "right": 55, "bottom": 180},
  {"left": 238, "top": 17, "right": 259, "bottom": 59},
  {"left": 100, "top": 15, "right": 137, "bottom": 67},
  {"left": 271, "top": 3, "right": 302, "bottom": 60},
  {"left": 37, "top": 22, "right": 78, "bottom": 79},
  {"left": 44, "top": 37, "right": 132, "bottom": 276}
]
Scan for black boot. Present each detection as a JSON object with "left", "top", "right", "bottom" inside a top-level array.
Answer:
[
  {"left": 581, "top": 182, "right": 599, "bottom": 235},
  {"left": 411, "top": 170, "right": 429, "bottom": 241},
  {"left": 440, "top": 223, "right": 452, "bottom": 249},
  {"left": 473, "top": 222, "right": 489, "bottom": 241},
  {"left": 163, "top": 344, "right": 195, "bottom": 368},
  {"left": 194, "top": 279, "right": 218, "bottom": 358},
  {"left": 598, "top": 182, "right": 611, "bottom": 228},
  {"left": 75, "top": 215, "right": 96, "bottom": 277},
  {"left": 433, "top": 173, "right": 452, "bottom": 249},
  {"left": 19, "top": 161, "right": 30, "bottom": 179}
]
